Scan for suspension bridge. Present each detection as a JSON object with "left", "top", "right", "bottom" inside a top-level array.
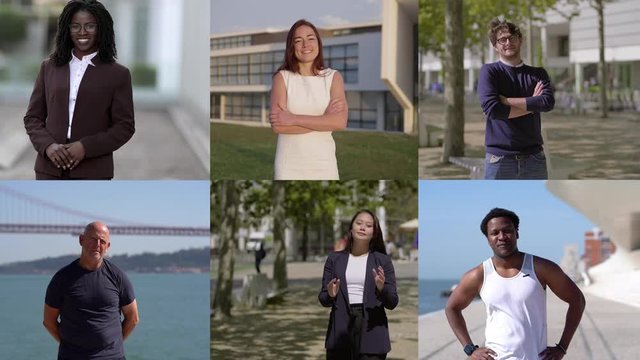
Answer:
[{"left": 0, "top": 185, "right": 209, "bottom": 237}]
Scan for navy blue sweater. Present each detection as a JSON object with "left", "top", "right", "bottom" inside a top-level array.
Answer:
[{"left": 477, "top": 61, "right": 555, "bottom": 155}]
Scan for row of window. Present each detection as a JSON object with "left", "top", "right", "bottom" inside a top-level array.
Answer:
[
  {"left": 211, "top": 44, "right": 358, "bottom": 86},
  {"left": 210, "top": 91, "right": 403, "bottom": 132},
  {"left": 211, "top": 35, "right": 251, "bottom": 50}
]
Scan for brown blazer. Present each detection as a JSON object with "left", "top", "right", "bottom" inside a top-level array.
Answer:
[{"left": 24, "top": 58, "right": 135, "bottom": 178}]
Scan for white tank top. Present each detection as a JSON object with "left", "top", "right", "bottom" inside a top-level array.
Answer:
[
  {"left": 346, "top": 252, "right": 369, "bottom": 304},
  {"left": 480, "top": 253, "right": 547, "bottom": 360}
]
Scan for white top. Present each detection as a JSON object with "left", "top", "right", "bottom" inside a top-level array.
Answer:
[
  {"left": 480, "top": 253, "right": 547, "bottom": 360},
  {"left": 346, "top": 252, "right": 369, "bottom": 304},
  {"left": 274, "top": 68, "right": 339, "bottom": 180},
  {"left": 68, "top": 51, "right": 97, "bottom": 139}
]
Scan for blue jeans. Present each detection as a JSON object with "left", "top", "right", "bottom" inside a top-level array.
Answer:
[{"left": 483, "top": 151, "right": 548, "bottom": 179}]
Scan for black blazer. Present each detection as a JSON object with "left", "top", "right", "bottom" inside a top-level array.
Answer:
[{"left": 318, "top": 250, "right": 398, "bottom": 354}]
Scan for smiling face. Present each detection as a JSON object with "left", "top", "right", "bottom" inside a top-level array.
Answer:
[
  {"left": 292, "top": 25, "right": 319, "bottom": 65},
  {"left": 486, "top": 216, "right": 519, "bottom": 258},
  {"left": 70, "top": 10, "right": 98, "bottom": 58},
  {"left": 493, "top": 29, "right": 521, "bottom": 61},
  {"left": 79, "top": 222, "right": 110, "bottom": 263}
]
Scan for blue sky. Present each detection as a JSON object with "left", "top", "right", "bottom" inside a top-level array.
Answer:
[
  {"left": 419, "top": 181, "right": 596, "bottom": 280},
  {"left": 211, "top": 0, "right": 382, "bottom": 34},
  {"left": 0, "top": 181, "right": 209, "bottom": 265}
]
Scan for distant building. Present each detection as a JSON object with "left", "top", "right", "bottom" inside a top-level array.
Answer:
[
  {"left": 210, "top": 0, "right": 418, "bottom": 133},
  {"left": 584, "top": 228, "right": 616, "bottom": 267}
]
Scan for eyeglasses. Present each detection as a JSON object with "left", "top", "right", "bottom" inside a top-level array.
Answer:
[
  {"left": 497, "top": 35, "right": 519, "bottom": 45},
  {"left": 69, "top": 23, "right": 97, "bottom": 33}
]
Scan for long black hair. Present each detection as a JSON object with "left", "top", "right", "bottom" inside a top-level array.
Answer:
[
  {"left": 50, "top": 0, "right": 117, "bottom": 66},
  {"left": 346, "top": 209, "right": 387, "bottom": 255}
]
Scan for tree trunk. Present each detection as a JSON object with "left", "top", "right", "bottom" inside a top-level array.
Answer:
[
  {"left": 441, "top": 0, "right": 465, "bottom": 162},
  {"left": 272, "top": 181, "right": 288, "bottom": 291},
  {"left": 595, "top": 0, "right": 608, "bottom": 118},
  {"left": 212, "top": 181, "right": 238, "bottom": 319},
  {"left": 301, "top": 219, "right": 309, "bottom": 262}
]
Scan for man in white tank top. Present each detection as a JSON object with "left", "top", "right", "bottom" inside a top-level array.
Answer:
[{"left": 445, "top": 208, "right": 585, "bottom": 360}]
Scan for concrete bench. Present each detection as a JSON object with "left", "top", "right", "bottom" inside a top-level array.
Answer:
[
  {"left": 236, "top": 273, "right": 287, "bottom": 308},
  {"left": 449, "top": 156, "right": 484, "bottom": 179}
]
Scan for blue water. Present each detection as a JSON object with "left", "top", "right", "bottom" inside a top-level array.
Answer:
[
  {"left": 0, "top": 273, "right": 209, "bottom": 360},
  {"left": 419, "top": 278, "right": 459, "bottom": 315}
]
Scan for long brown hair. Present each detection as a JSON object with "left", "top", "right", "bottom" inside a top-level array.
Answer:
[{"left": 275, "top": 19, "right": 325, "bottom": 76}]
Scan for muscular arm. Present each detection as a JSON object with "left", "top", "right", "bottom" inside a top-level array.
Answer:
[
  {"left": 121, "top": 299, "right": 140, "bottom": 341},
  {"left": 43, "top": 304, "right": 61, "bottom": 343},
  {"left": 445, "top": 265, "right": 483, "bottom": 347},
  {"left": 535, "top": 257, "right": 585, "bottom": 352},
  {"left": 270, "top": 71, "right": 348, "bottom": 132}
]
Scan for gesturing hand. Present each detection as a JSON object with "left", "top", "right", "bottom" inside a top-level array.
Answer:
[
  {"left": 45, "top": 143, "right": 73, "bottom": 169},
  {"left": 469, "top": 347, "right": 497, "bottom": 360},
  {"left": 539, "top": 346, "right": 565, "bottom": 360},
  {"left": 532, "top": 81, "right": 544, "bottom": 97},
  {"left": 327, "top": 278, "right": 340, "bottom": 298},
  {"left": 270, "top": 103, "right": 296, "bottom": 127},
  {"left": 64, "top": 141, "right": 85, "bottom": 169},
  {"left": 372, "top": 266, "right": 385, "bottom": 292}
]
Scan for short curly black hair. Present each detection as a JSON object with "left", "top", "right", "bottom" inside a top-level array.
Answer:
[
  {"left": 480, "top": 208, "right": 520, "bottom": 236},
  {"left": 488, "top": 17, "right": 522, "bottom": 47}
]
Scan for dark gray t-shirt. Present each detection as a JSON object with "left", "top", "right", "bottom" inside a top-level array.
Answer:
[{"left": 45, "top": 259, "right": 135, "bottom": 360}]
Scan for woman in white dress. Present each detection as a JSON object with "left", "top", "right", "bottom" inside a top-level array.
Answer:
[{"left": 270, "top": 19, "right": 348, "bottom": 180}]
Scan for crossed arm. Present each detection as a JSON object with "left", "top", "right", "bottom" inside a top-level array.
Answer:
[{"left": 269, "top": 71, "right": 348, "bottom": 134}]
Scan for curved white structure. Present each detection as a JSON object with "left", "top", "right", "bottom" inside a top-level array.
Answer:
[{"left": 547, "top": 180, "right": 640, "bottom": 307}]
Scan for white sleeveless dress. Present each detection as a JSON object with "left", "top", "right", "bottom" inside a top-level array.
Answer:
[
  {"left": 480, "top": 253, "right": 547, "bottom": 360},
  {"left": 274, "top": 69, "right": 339, "bottom": 180}
]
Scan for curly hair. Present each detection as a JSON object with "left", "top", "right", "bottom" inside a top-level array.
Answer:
[
  {"left": 480, "top": 207, "right": 520, "bottom": 236},
  {"left": 50, "top": 0, "right": 117, "bottom": 66},
  {"left": 488, "top": 17, "right": 522, "bottom": 47}
]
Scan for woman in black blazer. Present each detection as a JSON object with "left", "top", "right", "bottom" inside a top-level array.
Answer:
[{"left": 319, "top": 209, "right": 399, "bottom": 359}]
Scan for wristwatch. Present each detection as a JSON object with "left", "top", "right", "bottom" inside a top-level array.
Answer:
[{"left": 463, "top": 344, "right": 479, "bottom": 356}]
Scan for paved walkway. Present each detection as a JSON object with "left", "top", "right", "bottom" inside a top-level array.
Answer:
[
  {"left": 419, "top": 291, "right": 640, "bottom": 360},
  {"left": 419, "top": 98, "right": 640, "bottom": 179},
  {"left": 212, "top": 260, "right": 418, "bottom": 359},
  {"left": 0, "top": 102, "right": 208, "bottom": 179}
]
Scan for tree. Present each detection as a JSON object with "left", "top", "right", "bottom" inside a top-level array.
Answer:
[
  {"left": 441, "top": 0, "right": 465, "bottom": 162},
  {"left": 271, "top": 181, "right": 287, "bottom": 291},
  {"left": 591, "top": 0, "right": 608, "bottom": 118},
  {"left": 0, "top": 6, "right": 28, "bottom": 51},
  {"left": 212, "top": 181, "right": 239, "bottom": 319}
]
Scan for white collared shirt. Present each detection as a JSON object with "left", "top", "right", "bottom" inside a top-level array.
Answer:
[
  {"left": 499, "top": 58, "right": 525, "bottom": 68},
  {"left": 68, "top": 51, "right": 98, "bottom": 139}
]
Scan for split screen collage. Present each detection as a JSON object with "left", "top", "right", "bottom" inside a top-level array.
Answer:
[{"left": 0, "top": 0, "right": 639, "bottom": 360}]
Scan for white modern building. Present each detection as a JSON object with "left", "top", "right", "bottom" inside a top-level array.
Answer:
[
  {"left": 210, "top": 0, "right": 418, "bottom": 134},
  {"left": 421, "top": 0, "right": 640, "bottom": 103}
]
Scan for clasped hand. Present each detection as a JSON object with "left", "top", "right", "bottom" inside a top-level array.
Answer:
[{"left": 46, "top": 142, "right": 85, "bottom": 169}]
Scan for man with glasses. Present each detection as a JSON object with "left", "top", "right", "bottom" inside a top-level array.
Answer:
[
  {"left": 477, "top": 18, "right": 555, "bottom": 179},
  {"left": 24, "top": 0, "right": 135, "bottom": 180}
]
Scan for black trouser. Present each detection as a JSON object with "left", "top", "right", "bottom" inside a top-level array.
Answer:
[{"left": 326, "top": 304, "right": 387, "bottom": 360}]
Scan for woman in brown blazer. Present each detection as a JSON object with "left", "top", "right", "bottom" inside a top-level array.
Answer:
[{"left": 24, "top": 0, "right": 134, "bottom": 180}]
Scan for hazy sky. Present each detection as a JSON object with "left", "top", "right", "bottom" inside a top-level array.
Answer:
[
  {"left": 419, "top": 181, "right": 596, "bottom": 280},
  {"left": 0, "top": 181, "right": 209, "bottom": 265},
  {"left": 211, "top": 0, "right": 382, "bottom": 34}
]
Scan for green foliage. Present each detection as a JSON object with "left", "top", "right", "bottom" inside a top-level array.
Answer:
[
  {"left": 0, "top": 6, "right": 28, "bottom": 51},
  {"left": 419, "top": 0, "right": 563, "bottom": 58},
  {"left": 131, "top": 62, "right": 157, "bottom": 87}
]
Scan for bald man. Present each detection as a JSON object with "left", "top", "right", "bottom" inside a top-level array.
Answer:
[{"left": 43, "top": 221, "right": 139, "bottom": 360}]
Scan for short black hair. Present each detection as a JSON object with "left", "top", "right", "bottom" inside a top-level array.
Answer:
[
  {"left": 50, "top": 0, "right": 117, "bottom": 66},
  {"left": 488, "top": 17, "right": 522, "bottom": 46},
  {"left": 480, "top": 208, "right": 520, "bottom": 236}
]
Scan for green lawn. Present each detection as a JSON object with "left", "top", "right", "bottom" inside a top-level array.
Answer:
[{"left": 211, "top": 123, "right": 417, "bottom": 180}]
